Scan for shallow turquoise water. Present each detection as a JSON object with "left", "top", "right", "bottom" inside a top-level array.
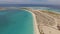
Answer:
[
  {"left": 29, "top": 7, "right": 60, "bottom": 13},
  {"left": 0, "top": 10, "right": 34, "bottom": 34}
]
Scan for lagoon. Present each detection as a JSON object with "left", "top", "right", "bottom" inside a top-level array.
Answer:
[{"left": 0, "top": 10, "right": 34, "bottom": 34}]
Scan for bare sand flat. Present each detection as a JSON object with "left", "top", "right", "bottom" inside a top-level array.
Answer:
[
  {"left": 32, "top": 10, "right": 60, "bottom": 34},
  {"left": 30, "top": 9, "right": 60, "bottom": 34},
  {"left": 20, "top": 8, "right": 60, "bottom": 34}
]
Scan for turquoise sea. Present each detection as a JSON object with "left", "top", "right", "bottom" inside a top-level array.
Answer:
[{"left": 0, "top": 9, "right": 34, "bottom": 34}]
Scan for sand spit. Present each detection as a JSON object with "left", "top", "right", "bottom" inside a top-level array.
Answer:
[
  {"left": 22, "top": 8, "right": 60, "bottom": 34},
  {"left": 0, "top": 8, "right": 7, "bottom": 10},
  {"left": 32, "top": 10, "right": 60, "bottom": 34}
]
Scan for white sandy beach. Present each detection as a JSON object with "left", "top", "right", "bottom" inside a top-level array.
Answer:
[{"left": 25, "top": 10, "right": 40, "bottom": 34}]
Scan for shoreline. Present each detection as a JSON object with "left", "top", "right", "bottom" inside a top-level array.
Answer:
[
  {"left": 23, "top": 8, "right": 60, "bottom": 34},
  {"left": 25, "top": 10, "right": 40, "bottom": 34}
]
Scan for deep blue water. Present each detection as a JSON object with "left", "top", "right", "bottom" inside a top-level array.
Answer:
[
  {"left": 0, "top": 4, "right": 60, "bottom": 12},
  {"left": 0, "top": 4, "right": 60, "bottom": 9},
  {"left": 0, "top": 10, "right": 34, "bottom": 34}
]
